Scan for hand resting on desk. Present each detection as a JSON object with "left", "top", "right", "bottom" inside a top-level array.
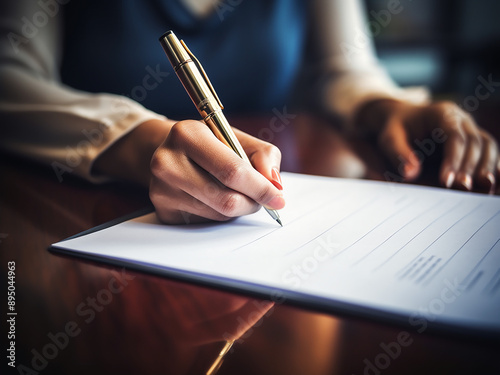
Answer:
[{"left": 356, "top": 99, "right": 500, "bottom": 194}]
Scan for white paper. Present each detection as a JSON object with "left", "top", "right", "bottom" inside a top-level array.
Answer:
[{"left": 52, "top": 173, "right": 500, "bottom": 333}]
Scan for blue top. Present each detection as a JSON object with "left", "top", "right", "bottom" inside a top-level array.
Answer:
[{"left": 60, "top": 0, "right": 307, "bottom": 119}]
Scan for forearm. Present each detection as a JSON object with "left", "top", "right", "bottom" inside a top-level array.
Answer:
[
  {"left": 309, "top": 0, "right": 429, "bottom": 128},
  {"left": 0, "top": 72, "right": 168, "bottom": 183},
  {"left": 0, "top": 1, "right": 170, "bottom": 184}
]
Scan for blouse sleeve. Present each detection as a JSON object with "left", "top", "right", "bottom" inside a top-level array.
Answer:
[{"left": 0, "top": 1, "right": 166, "bottom": 183}]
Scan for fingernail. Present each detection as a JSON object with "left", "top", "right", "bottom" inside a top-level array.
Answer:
[
  {"left": 266, "top": 195, "right": 285, "bottom": 210},
  {"left": 403, "top": 154, "right": 420, "bottom": 180},
  {"left": 486, "top": 172, "right": 496, "bottom": 194},
  {"left": 403, "top": 162, "right": 418, "bottom": 179},
  {"left": 445, "top": 171, "right": 455, "bottom": 188},
  {"left": 271, "top": 167, "right": 283, "bottom": 190},
  {"left": 458, "top": 173, "right": 472, "bottom": 191}
]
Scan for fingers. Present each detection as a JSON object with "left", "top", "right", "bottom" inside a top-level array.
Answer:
[
  {"left": 150, "top": 120, "right": 285, "bottom": 224},
  {"left": 185, "top": 125, "right": 285, "bottom": 207},
  {"left": 150, "top": 179, "right": 245, "bottom": 224},
  {"left": 233, "top": 128, "right": 284, "bottom": 190},
  {"left": 437, "top": 102, "right": 498, "bottom": 193},
  {"left": 378, "top": 118, "right": 421, "bottom": 181},
  {"left": 150, "top": 161, "right": 259, "bottom": 224},
  {"left": 438, "top": 104, "right": 476, "bottom": 189},
  {"left": 474, "top": 130, "right": 498, "bottom": 193},
  {"left": 373, "top": 100, "right": 499, "bottom": 194}
]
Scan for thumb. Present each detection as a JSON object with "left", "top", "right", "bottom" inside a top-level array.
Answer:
[{"left": 379, "top": 119, "right": 421, "bottom": 181}]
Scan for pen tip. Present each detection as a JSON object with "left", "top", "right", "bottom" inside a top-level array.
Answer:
[{"left": 277, "top": 218, "right": 283, "bottom": 227}]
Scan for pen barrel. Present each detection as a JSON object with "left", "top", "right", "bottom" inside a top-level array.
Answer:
[
  {"left": 159, "top": 32, "right": 221, "bottom": 118},
  {"left": 205, "top": 111, "right": 250, "bottom": 163},
  {"left": 160, "top": 31, "right": 281, "bottom": 225},
  {"left": 176, "top": 62, "right": 222, "bottom": 118},
  {"left": 160, "top": 31, "right": 249, "bottom": 162}
]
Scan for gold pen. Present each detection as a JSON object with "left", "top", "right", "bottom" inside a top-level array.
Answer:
[{"left": 159, "top": 30, "right": 282, "bottom": 226}]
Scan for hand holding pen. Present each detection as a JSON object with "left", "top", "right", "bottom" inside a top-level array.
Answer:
[{"left": 149, "top": 32, "right": 285, "bottom": 225}]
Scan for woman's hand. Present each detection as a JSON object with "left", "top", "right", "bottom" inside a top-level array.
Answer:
[
  {"left": 357, "top": 99, "right": 499, "bottom": 193},
  {"left": 93, "top": 118, "right": 285, "bottom": 224},
  {"left": 149, "top": 120, "right": 285, "bottom": 224}
]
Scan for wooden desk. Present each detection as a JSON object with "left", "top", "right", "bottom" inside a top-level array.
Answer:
[{"left": 1, "top": 110, "right": 499, "bottom": 375}]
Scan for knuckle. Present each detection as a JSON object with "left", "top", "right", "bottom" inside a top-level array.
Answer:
[
  {"left": 448, "top": 127, "right": 466, "bottom": 145},
  {"left": 467, "top": 132, "right": 482, "bottom": 149},
  {"left": 167, "top": 122, "right": 185, "bottom": 142},
  {"left": 263, "top": 142, "right": 282, "bottom": 159},
  {"left": 217, "top": 161, "right": 245, "bottom": 186},
  {"left": 435, "top": 101, "right": 464, "bottom": 123},
  {"left": 218, "top": 192, "right": 241, "bottom": 217},
  {"left": 149, "top": 149, "right": 166, "bottom": 177},
  {"left": 433, "top": 100, "right": 458, "bottom": 113},
  {"left": 167, "top": 120, "right": 199, "bottom": 145},
  {"left": 150, "top": 149, "right": 185, "bottom": 184}
]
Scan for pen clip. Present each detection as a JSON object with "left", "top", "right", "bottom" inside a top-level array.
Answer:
[{"left": 180, "top": 39, "right": 224, "bottom": 110}]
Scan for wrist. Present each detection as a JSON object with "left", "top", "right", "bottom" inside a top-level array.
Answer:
[
  {"left": 93, "top": 118, "right": 174, "bottom": 186},
  {"left": 354, "top": 99, "right": 404, "bottom": 135}
]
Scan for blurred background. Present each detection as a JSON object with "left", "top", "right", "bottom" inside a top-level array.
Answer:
[{"left": 364, "top": 0, "right": 500, "bottom": 102}]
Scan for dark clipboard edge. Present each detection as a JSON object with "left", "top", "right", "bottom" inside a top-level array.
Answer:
[
  {"left": 49, "top": 209, "right": 500, "bottom": 344},
  {"left": 59, "top": 206, "right": 154, "bottom": 241}
]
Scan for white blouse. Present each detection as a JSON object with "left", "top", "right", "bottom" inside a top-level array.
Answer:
[{"left": 0, "top": 0, "right": 428, "bottom": 183}]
